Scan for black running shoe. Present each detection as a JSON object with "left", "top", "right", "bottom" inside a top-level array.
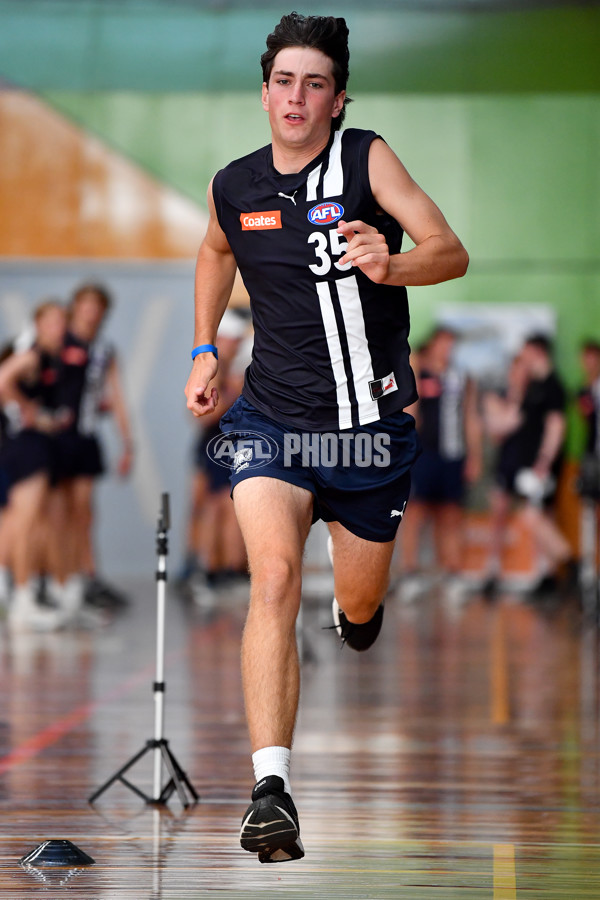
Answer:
[
  {"left": 332, "top": 597, "right": 384, "bottom": 651},
  {"left": 240, "top": 775, "right": 304, "bottom": 864}
]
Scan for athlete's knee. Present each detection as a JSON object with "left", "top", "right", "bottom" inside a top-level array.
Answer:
[
  {"left": 337, "top": 581, "right": 387, "bottom": 623},
  {"left": 249, "top": 555, "right": 301, "bottom": 613}
]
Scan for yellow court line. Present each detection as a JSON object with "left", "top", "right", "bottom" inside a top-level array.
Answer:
[{"left": 494, "top": 843, "right": 517, "bottom": 900}]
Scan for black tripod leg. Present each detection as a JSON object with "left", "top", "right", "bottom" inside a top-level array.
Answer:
[
  {"left": 159, "top": 743, "right": 192, "bottom": 808},
  {"left": 168, "top": 748, "right": 199, "bottom": 803},
  {"left": 158, "top": 743, "right": 199, "bottom": 807},
  {"left": 88, "top": 743, "right": 152, "bottom": 804}
]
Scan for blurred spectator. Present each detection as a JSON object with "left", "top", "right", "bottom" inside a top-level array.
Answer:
[
  {"left": 0, "top": 300, "right": 71, "bottom": 630},
  {"left": 483, "top": 352, "right": 529, "bottom": 587},
  {"left": 399, "top": 327, "right": 482, "bottom": 600},
  {"left": 46, "top": 283, "right": 133, "bottom": 617},
  {"left": 575, "top": 339, "right": 600, "bottom": 599},
  {"left": 577, "top": 339, "right": 600, "bottom": 461},
  {"left": 485, "top": 334, "right": 573, "bottom": 593},
  {"left": 178, "top": 308, "right": 249, "bottom": 607}
]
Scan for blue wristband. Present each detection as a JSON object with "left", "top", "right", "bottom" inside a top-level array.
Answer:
[{"left": 191, "top": 343, "right": 218, "bottom": 361}]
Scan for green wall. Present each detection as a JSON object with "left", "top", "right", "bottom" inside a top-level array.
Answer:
[
  {"left": 1, "top": 2, "right": 599, "bottom": 93},
  {"left": 42, "top": 90, "right": 600, "bottom": 396},
  {"left": 1, "top": 1, "right": 599, "bottom": 451}
]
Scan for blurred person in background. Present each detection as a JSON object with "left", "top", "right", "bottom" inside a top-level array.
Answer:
[
  {"left": 575, "top": 339, "right": 600, "bottom": 598},
  {"left": 0, "top": 300, "right": 71, "bottom": 630},
  {"left": 482, "top": 351, "right": 529, "bottom": 590},
  {"left": 486, "top": 334, "right": 573, "bottom": 594},
  {"left": 0, "top": 341, "right": 15, "bottom": 610},
  {"left": 47, "top": 283, "right": 133, "bottom": 617},
  {"left": 399, "top": 326, "right": 482, "bottom": 600},
  {"left": 179, "top": 308, "right": 249, "bottom": 607},
  {"left": 577, "top": 339, "right": 600, "bottom": 463}
]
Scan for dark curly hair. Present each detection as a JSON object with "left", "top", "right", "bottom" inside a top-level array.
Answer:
[{"left": 261, "top": 12, "right": 352, "bottom": 131}]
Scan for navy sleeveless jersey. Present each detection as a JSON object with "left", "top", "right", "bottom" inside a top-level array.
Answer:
[
  {"left": 212, "top": 128, "right": 417, "bottom": 431},
  {"left": 54, "top": 331, "right": 114, "bottom": 435}
]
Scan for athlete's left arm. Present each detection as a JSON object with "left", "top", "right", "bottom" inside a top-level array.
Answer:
[
  {"left": 337, "top": 139, "right": 469, "bottom": 286},
  {"left": 105, "top": 355, "right": 134, "bottom": 477}
]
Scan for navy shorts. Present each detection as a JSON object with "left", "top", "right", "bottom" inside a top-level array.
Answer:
[
  {"left": 0, "top": 429, "right": 54, "bottom": 489},
  {"left": 52, "top": 431, "right": 105, "bottom": 481},
  {"left": 219, "top": 395, "right": 419, "bottom": 543},
  {"left": 0, "top": 465, "right": 9, "bottom": 507},
  {"left": 411, "top": 447, "right": 465, "bottom": 504}
]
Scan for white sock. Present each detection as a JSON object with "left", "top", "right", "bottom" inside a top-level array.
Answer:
[{"left": 252, "top": 746, "right": 292, "bottom": 796}]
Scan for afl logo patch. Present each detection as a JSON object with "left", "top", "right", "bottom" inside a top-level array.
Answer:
[{"left": 307, "top": 202, "right": 344, "bottom": 226}]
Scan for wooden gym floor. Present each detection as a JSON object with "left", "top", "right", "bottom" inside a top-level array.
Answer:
[{"left": 0, "top": 576, "right": 598, "bottom": 898}]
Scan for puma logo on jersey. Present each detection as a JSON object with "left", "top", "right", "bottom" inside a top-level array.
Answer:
[
  {"left": 308, "top": 202, "right": 344, "bottom": 226},
  {"left": 241, "top": 211, "right": 282, "bottom": 230},
  {"left": 278, "top": 191, "right": 297, "bottom": 205},
  {"left": 390, "top": 502, "right": 407, "bottom": 519}
]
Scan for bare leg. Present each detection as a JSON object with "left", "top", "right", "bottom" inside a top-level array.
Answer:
[
  {"left": 434, "top": 503, "right": 464, "bottom": 574},
  {"left": 522, "top": 504, "right": 571, "bottom": 570},
  {"left": 10, "top": 473, "right": 49, "bottom": 586},
  {"left": 186, "top": 470, "right": 208, "bottom": 559},
  {"left": 398, "top": 500, "right": 428, "bottom": 574},
  {"left": 222, "top": 494, "right": 247, "bottom": 573},
  {"left": 488, "top": 488, "right": 510, "bottom": 577},
  {"left": 71, "top": 476, "right": 95, "bottom": 575},
  {"left": 45, "top": 485, "right": 70, "bottom": 582},
  {"left": 8, "top": 472, "right": 64, "bottom": 630},
  {"left": 328, "top": 521, "right": 395, "bottom": 622},
  {"left": 201, "top": 491, "right": 222, "bottom": 573},
  {"left": 234, "top": 477, "right": 313, "bottom": 752}
]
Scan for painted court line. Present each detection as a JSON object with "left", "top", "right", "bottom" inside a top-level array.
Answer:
[
  {"left": 0, "top": 640, "right": 188, "bottom": 775},
  {"left": 494, "top": 843, "right": 517, "bottom": 899}
]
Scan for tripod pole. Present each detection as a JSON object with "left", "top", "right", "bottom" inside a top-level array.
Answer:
[
  {"left": 88, "top": 491, "right": 198, "bottom": 808},
  {"left": 152, "top": 493, "right": 169, "bottom": 801}
]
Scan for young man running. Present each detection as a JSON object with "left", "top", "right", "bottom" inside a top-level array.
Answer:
[{"left": 185, "top": 12, "right": 468, "bottom": 864}]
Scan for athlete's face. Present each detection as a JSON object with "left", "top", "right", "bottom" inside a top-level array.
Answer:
[
  {"left": 582, "top": 348, "right": 600, "bottom": 382},
  {"left": 262, "top": 47, "right": 345, "bottom": 155},
  {"left": 70, "top": 293, "right": 107, "bottom": 339},
  {"left": 36, "top": 306, "right": 67, "bottom": 355}
]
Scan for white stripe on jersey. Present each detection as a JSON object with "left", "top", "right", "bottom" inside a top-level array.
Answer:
[
  {"left": 336, "top": 275, "right": 380, "bottom": 426},
  {"left": 323, "top": 131, "right": 344, "bottom": 198},
  {"left": 306, "top": 164, "right": 322, "bottom": 202},
  {"left": 315, "top": 281, "right": 353, "bottom": 430}
]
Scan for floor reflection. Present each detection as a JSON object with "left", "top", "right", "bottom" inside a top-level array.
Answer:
[{"left": 0, "top": 577, "right": 598, "bottom": 896}]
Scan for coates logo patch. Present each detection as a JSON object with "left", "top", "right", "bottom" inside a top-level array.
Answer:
[
  {"left": 240, "top": 211, "right": 282, "bottom": 231},
  {"left": 307, "top": 202, "right": 344, "bottom": 226}
]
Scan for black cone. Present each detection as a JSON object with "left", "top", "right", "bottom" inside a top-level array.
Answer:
[{"left": 20, "top": 839, "right": 95, "bottom": 867}]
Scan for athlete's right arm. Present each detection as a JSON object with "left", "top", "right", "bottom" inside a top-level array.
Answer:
[
  {"left": 185, "top": 179, "right": 238, "bottom": 418},
  {"left": 0, "top": 349, "right": 41, "bottom": 428}
]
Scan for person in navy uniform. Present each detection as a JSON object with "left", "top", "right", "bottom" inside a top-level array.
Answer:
[
  {"left": 185, "top": 12, "right": 468, "bottom": 863},
  {"left": 577, "top": 340, "right": 600, "bottom": 465},
  {"left": 0, "top": 300, "right": 71, "bottom": 630},
  {"left": 400, "top": 327, "right": 482, "bottom": 599}
]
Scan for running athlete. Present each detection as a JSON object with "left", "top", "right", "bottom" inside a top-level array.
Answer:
[{"left": 184, "top": 13, "right": 469, "bottom": 863}]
